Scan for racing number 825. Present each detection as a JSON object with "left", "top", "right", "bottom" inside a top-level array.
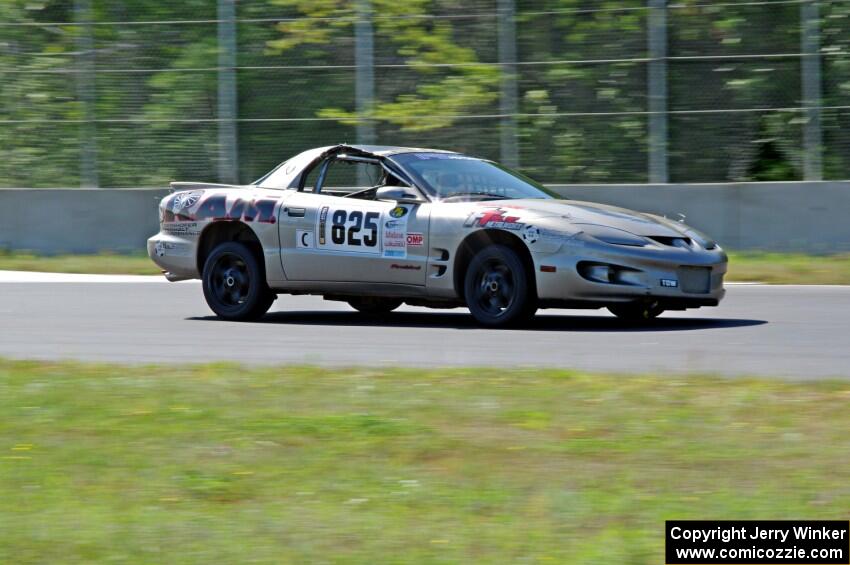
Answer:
[{"left": 330, "top": 210, "right": 380, "bottom": 247}]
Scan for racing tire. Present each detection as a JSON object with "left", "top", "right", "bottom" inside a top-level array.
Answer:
[
  {"left": 464, "top": 244, "right": 537, "bottom": 328},
  {"left": 607, "top": 301, "right": 664, "bottom": 322},
  {"left": 202, "top": 242, "right": 275, "bottom": 321},
  {"left": 347, "top": 297, "right": 403, "bottom": 315}
]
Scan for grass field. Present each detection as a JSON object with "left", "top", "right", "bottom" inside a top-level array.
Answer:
[
  {"left": 2, "top": 250, "right": 850, "bottom": 284},
  {"left": 1, "top": 360, "right": 848, "bottom": 564},
  {"left": 0, "top": 251, "right": 158, "bottom": 275},
  {"left": 726, "top": 252, "right": 850, "bottom": 284}
]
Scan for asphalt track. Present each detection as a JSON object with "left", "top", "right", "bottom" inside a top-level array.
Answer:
[{"left": 1, "top": 271, "right": 849, "bottom": 378}]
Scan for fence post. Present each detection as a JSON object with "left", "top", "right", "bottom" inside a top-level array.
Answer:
[
  {"left": 217, "top": 0, "right": 239, "bottom": 185},
  {"left": 74, "top": 0, "right": 98, "bottom": 188},
  {"left": 647, "top": 0, "right": 668, "bottom": 184},
  {"left": 801, "top": 0, "right": 823, "bottom": 181},
  {"left": 354, "top": 0, "right": 375, "bottom": 145},
  {"left": 498, "top": 0, "right": 520, "bottom": 169},
  {"left": 355, "top": 0, "right": 375, "bottom": 185}
]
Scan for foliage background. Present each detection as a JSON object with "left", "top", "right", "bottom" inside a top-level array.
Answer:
[{"left": 0, "top": 0, "right": 848, "bottom": 188}]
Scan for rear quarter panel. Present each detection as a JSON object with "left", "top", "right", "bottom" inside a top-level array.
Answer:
[{"left": 148, "top": 187, "right": 291, "bottom": 283}]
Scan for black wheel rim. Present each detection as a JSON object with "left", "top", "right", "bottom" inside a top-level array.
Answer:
[
  {"left": 211, "top": 253, "right": 251, "bottom": 307},
  {"left": 473, "top": 258, "right": 515, "bottom": 317}
]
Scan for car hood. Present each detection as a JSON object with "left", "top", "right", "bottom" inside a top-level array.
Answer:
[{"left": 499, "top": 199, "right": 685, "bottom": 237}]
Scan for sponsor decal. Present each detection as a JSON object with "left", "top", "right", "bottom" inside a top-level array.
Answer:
[
  {"left": 153, "top": 240, "right": 191, "bottom": 257},
  {"left": 296, "top": 229, "right": 314, "bottom": 248},
  {"left": 660, "top": 278, "right": 678, "bottom": 288},
  {"left": 173, "top": 191, "right": 202, "bottom": 211},
  {"left": 383, "top": 206, "right": 410, "bottom": 259},
  {"left": 165, "top": 193, "right": 278, "bottom": 224},
  {"left": 406, "top": 232, "right": 424, "bottom": 247},
  {"left": 390, "top": 264, "right": 422, "bottom": 270},
  {"left": 162, "top": 222, "right": 200, "bottom": 237},
  {"left": 318, "top": 206, "right": 329, "bottom": 245},
  {"left": 389, "top": 206, "right": 409, "bottom": 219},
  {"left": 464, "top": 207, "right": 523, "bottom": 230},
  {"left": 522, "top": 225, "right": 540, "bottom": 244}
]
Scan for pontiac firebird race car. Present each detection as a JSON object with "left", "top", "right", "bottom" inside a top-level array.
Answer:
[{"left": 148, "top": 144, "right": 727, "bottom": 327}]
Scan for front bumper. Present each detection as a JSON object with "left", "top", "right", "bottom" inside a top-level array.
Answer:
[{"left": 533, "top": 239, "right": 727, "bottom": 309}]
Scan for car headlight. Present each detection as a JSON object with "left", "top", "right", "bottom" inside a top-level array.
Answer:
[
  {"left": 577, "top": 224, "right": 649, "bottom": 247},
  {"left": 645, "top": 214, "right": 719, "bottom": 250},
  {"left": 682, "top": 227, "right": 718, "bottom": 250}
]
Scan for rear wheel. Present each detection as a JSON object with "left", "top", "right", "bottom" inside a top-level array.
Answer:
[
  {"left": 347, "top": 297, "right": 403, "bottom": 315},
  {"left": 202, "top": 242, "right": 275, "bottom": 321},
  {"left": 607, "top": 301, "right": 664, "bottom": 321},
  {"left": 464, "top": 244, "right": 536, "bottom": 327}
]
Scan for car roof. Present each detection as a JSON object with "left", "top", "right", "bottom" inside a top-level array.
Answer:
[{"left": 335, "top": 144, "right": 460, "bottom": 157}]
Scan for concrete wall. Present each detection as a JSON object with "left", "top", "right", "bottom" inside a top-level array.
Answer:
[
  {"left": 0, "top": 188, "right": 170, "bottom": 254},
  {"left": 551, "top": 181, "right": 850, "bottom": 253},
  {"left": 1, "top": 182, "right": 849, "bottom": 254}
]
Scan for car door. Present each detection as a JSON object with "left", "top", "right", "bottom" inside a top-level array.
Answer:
[{"left": 278, "top": 157, "right": 430, "bottom": 285}]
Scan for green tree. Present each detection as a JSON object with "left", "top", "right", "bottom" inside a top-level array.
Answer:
[{"left": 267, "top": 0, "right": 501, "bottom": 132}]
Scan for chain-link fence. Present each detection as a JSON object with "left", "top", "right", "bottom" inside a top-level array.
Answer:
[{"left": 0, "top": 0, "right": 848, "bottom": 188}]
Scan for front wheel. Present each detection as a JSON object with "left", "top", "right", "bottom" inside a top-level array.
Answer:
[
  {"left": 607, "top": 301, "right": 664, "bottom": 321},
  {"left": 464, "top": 244, "right": 536, "bottom": 327},
  {"left": 202, "top": 242, "right": 275, "bottom": 321}
]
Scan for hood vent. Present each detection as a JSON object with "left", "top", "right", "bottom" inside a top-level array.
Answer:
[{"left": 649, "top": 236, "right": 692, "bottom": 249}]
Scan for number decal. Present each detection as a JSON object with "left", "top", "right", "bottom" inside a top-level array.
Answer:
[
  {"left": 331, "top": 209, "right": 346, "bottom": 244},
  {"left": 319, "top": 207, "right": 382, "bottom": 253},
  {"left": 348, "top": 211, "right": 363, "bottom": 246},
  {"left": 363, "top": 212, "right": 379, "bottom": 247}
]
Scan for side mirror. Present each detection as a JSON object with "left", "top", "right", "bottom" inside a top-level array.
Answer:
[{"left": 375, "top": 186, "right": 424, "bottom": 204}]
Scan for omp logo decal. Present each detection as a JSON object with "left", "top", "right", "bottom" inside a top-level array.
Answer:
[{"left": 406, "top": 233, "right": 424, "bottom": 246}]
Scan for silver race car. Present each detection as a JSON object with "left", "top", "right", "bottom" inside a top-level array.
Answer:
[{"left": 148, "top": 145, "right": 726, "bottom": 326}]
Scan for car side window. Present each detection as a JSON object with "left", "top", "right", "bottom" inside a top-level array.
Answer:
[
  {"left": 301, "top": 160, "right": 325, "bottom": 193},
  {"left": 316, "top": 159, "right": 383, "bottom": 196}
]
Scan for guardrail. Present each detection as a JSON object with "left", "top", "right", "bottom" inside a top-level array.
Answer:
[{"left": 1, "top": 182, "right": 849, "bottom": 254}]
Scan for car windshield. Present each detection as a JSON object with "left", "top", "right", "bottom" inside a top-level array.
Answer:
[{"left": 390, "top": 152, "right": 557, "bottom": 202}]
